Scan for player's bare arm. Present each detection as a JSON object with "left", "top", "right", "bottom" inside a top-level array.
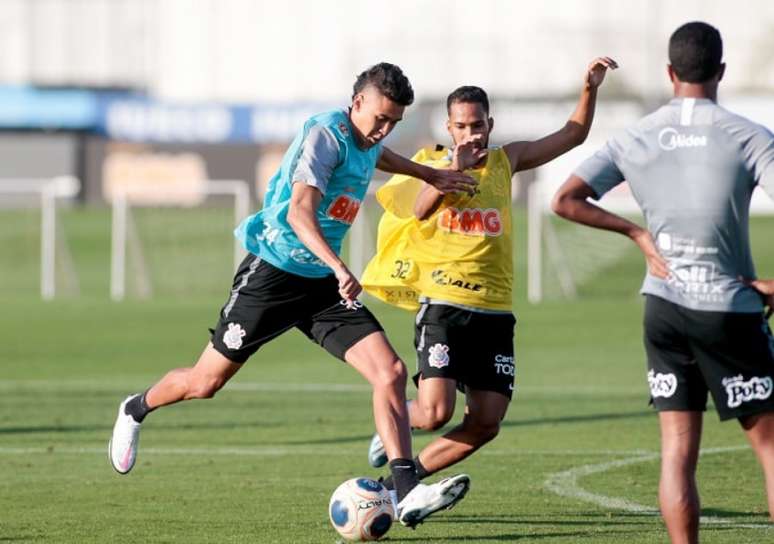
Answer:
[
  {"left": 504, "top": 57, "right": 618, "bottom": 174},
  {"left": 552, "top": 174, "right": 670, "bottom": 279},
  {"left": 414, "top": 136, "right": 487, "bottom": 219},
  {"left": 286, "top": 182, "right": 361, "bottom": 304},
  {"left": 378, "top": 146, "right": 477, "bottom": 195}
]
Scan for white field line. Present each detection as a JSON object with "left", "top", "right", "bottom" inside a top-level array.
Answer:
[
  {"left": 0, "top": 379, "right": 644, "bottom": 396},
  {"left": 544, "top": 445, "right": 772, "bottom": 530}
]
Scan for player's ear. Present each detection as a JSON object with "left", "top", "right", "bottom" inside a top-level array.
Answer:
[
  {"left": 488, "top": 117, "right": 494, "bottom": 135},
  {"left": 667, "top": 64, "right": 677, "bottom": 84},
  {"left": 446, "top": 119, "right": 453, "bottom": 138},
  {"left": 717, "top": 63, "right": 726, "bottom": 82},
  {"left": 352, "top": 93, "right": 364, "bottom": 112}
]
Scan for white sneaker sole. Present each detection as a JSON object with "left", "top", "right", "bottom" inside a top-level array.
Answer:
[{"left": 399, "top": 474, "right": 471, "bottom": 528}]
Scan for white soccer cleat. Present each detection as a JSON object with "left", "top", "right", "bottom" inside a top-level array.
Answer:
[
  {"left": 108, "top": 395, "right": 142, "bottom": 474},
  {"left": 397, "top": 474, "right": 471, "bottom": 528},
  {"left": 367, "top": 432, "right": 388, "bottom": 468}
]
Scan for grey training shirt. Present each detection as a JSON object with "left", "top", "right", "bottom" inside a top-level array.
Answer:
[{"left": 575, "top": 97, "right": 774, "bottom": 313}]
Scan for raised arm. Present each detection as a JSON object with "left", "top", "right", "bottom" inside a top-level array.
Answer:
[
  {"left": 504, "top": 57, "right": 618, "bottom": 174},
  {"left": 378, "top": 146, "right": 477, "bottom": 195},
  {"left": 552, "top": 174, "right": 669, "bottom": 279}
]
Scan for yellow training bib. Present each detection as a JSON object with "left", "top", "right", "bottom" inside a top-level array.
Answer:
[{"left": 362, "top": 146, "right": 513, "bottom": 311}]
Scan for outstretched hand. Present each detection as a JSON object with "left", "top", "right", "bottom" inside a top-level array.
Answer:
[
  {"left": 741, "top": 277, "right": 774, "bottom": 318},
  {"left": 451, "top": 134, "right": 488, "bottom": 172},
  {"left": 585, "top": 56, "right": 618, "bottom": 89},
  {"left": 424, "top": 168, "right": 478, "bottom": 195}
]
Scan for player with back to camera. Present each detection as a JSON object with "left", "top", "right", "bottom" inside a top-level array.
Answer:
[
  {"left": 360, "top": 57, "right": 618, "bottom": 497},
  {"left": 552, "top": 22, "right": 774, "bottom": 544},
  {"left": 108, "top": 62, "right": 477, "bottom": 528}
]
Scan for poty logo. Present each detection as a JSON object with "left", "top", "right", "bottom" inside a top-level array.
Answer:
[
  {"left": 647, "top": 369, "right": 677, "bottom": 398},
  {"left": 437, "top": 207, "right": 503, "bottom": 236},
  {"left": 723, "top": 375, "right": 773, "bottom": 408},
  {"left": 326, "top": 194, "right": 361, "bottom": 225},
  {"left": 428, "top": 343, "right": 450, "bottom": 369},
  {"left": 658, "top": 127, "right": 708, "bottom": 151}
]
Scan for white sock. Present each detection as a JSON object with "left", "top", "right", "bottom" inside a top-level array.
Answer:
[{"left": 389, "top": 489, "right": 399, "bottom": 517}]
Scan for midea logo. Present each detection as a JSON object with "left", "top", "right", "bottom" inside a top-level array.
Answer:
[{"left": 658, "top": 127, "right": 708, "bottom": 151}]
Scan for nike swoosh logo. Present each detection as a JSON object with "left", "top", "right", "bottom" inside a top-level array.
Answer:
[{"left": 393, "top": 465, "right": 413, "bottom": 469}]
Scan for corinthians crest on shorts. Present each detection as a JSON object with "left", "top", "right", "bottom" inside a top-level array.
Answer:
[
  {"left": 428, "top": 343, "right": 450, "bottom": 369},
  {"left": 223, "top": 322, "right": 246, "bottom": 350}
]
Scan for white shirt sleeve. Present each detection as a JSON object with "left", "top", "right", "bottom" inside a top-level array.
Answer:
[{"left": 290, "top": 124, "right": 340, "bottom": 195}]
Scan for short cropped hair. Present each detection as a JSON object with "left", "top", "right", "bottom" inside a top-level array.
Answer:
[
  {"left": 446, "top": 86, "right": 490, "bottom": 116},
  {"left": 669, "top": 22, "right": 723, "bottom": 83},
  {"left": 352, "top": 63, "right": 414, "bottom": 106}
]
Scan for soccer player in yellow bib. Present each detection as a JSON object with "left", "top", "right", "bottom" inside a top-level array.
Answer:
[{"left": 361, "top": 57, "right": 618, "bottom": 492}]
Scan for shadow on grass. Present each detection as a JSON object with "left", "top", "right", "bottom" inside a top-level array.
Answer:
[
  {"left": 500, "top": 410, "right": 653, "bottom": 429},
  {"left": 275, "top": 410, "right": 655, "bottom": 446},
  {"left": 0, "top": 419, "right": 285, "bottom": 435},
  {"left": 701, "top": 507, "right": 772, "bottom": 520},
  {"left": 388, "top": 514, "right": 655, "bottom": 542},
  {"left": 0, "top": 410, "right": 653, "bottom": 443}
]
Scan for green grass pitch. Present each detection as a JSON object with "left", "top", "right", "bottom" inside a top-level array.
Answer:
[{"left": 1, "top": 210, "right": 773, "bottom": 542}]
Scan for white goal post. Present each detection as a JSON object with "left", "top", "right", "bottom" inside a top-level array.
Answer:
[
  {"left": 0, "top": 176, "right": 81, "bottom": 300},
  {"left": 110, "top": 180, "right": 250, "bottom": 301}
]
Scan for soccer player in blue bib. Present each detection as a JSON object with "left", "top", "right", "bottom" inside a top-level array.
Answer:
[
  {"left": 109, "top": 63, "right": 475, "bottom": 528},
  {"left": 553, "top": 23, "right": 774, "bottom": 543}
]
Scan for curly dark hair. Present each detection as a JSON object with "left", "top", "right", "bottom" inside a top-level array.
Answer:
[
  {"left": 446, "top": 86, "right": 490, "bottom": 116},
  {"left": 352, "top": 62, "right": 414, "bottom": 106},
  {"left": 669, "top": 22, "right": 723, "bottom": 83}
]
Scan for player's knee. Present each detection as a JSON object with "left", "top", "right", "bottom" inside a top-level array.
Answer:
[
  {"left": 373, "top": 358, "right": 407, "bottom": 391},
  {"left": 660, "top": 448, "right": 698, "bottom": 475},
  {"left": 420, "top": 402, "right": 454, "bottom": 431},
  {"left": 464, "top": 415, "right": 501, "bottom": 445}
]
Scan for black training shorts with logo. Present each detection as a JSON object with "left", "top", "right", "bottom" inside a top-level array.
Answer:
[
  {"left": 413, "top": 303, "right": 517, "bottom": 399},
  {"left": 210, "top": 254, "right": 384, "bottom": 363},
  {"left": 644, "top": 294, "right": 774, "bottom": 421}
]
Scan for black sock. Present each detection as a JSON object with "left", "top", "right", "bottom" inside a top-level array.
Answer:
[
  {"left": 124, "top": 391, "right": 153, "bottom": 423},
  {"left": 381, "top": 456, "right": 428, "bottom": 492},
  {"left": 388, "top": 458, "right": 419, "bottom": 503}
]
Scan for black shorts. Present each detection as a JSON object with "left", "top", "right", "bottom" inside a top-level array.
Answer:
[
  {"left": 644, "top": 295, "right": 774, "bottom": 421},
  {"left": 210, "top": 254, "right": 383, "bottom": 363},
  {"left": 413, "top": 303, "right": 517, "bottom": 399}
]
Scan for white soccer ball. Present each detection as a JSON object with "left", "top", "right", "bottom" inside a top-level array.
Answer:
[{"left": 328, "top": 477, "right": 394, "bottom": 541}]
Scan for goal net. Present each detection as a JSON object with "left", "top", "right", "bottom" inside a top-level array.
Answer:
[
  {"left": 0, "top": 177, "right": 81, "bottom": 300},
  {"left": 110, "top": 180, "right": 250, "bottom": 301}
]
